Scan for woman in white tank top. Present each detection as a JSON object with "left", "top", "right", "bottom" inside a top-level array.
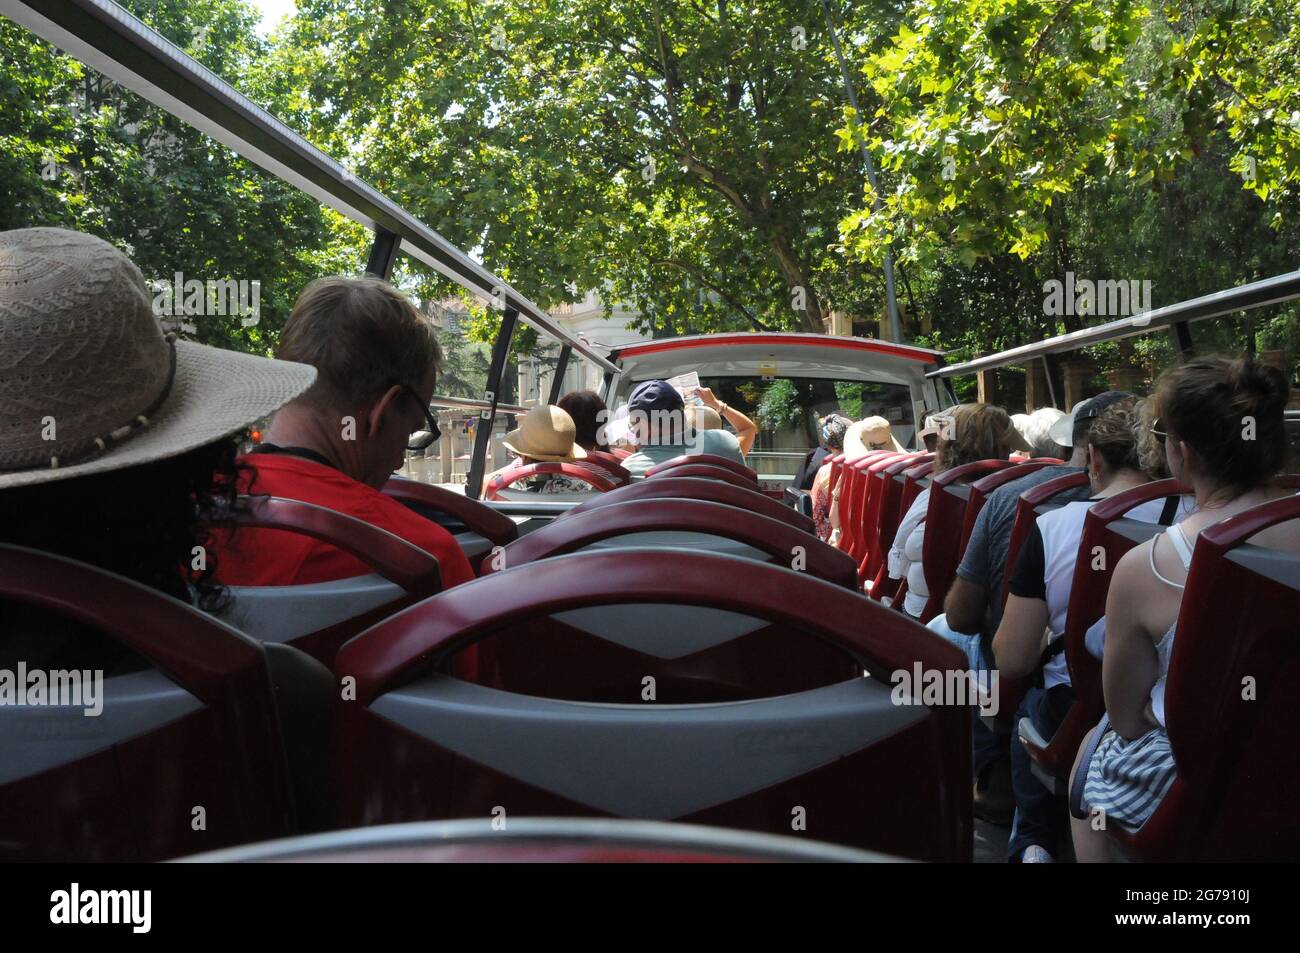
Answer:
[{"left": 1070, "top": 357, "right": 1298, "bottom": 862}]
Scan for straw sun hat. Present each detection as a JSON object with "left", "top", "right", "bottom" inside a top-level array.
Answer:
[
  {"left": 843, "top": 415, "right": 906, "bottom": 456},
  {"left": 503, "top": 405, "right": 587, "bottom": 462},
  {"left": 0, "top": 227, "right": 316, "bottom": 489}
]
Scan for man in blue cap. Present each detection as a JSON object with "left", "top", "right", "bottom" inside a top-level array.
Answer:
[{"left": 620, "top": 379, "right": 746, "bottom": 478}]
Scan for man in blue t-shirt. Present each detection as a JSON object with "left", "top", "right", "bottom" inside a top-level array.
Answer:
[{"left": 621, "top": 379, "right": 747, "bottom": 478}]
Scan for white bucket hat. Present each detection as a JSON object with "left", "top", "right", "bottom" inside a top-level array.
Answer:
[
  {"left": 843, "top": 415, "right": 905, "bottom": 457},
  {"left": 0, "top": 228, "right": 316, "bottom": 489}
]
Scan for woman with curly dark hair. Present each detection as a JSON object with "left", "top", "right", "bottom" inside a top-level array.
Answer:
[{"left": 0, "top": 228, "right": 315, "bottom": 672}]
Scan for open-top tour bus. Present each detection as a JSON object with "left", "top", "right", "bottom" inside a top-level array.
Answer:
[{"left": 3, "top": 0, "right": 1299, "bottom": 868}]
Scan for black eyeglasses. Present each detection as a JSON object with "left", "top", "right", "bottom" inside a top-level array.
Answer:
[{"left": 399, "top": 384, "right": 441, "bottom": 451}]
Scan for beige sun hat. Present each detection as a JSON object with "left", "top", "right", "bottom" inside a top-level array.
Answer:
[
  {"left": 503, "top": 404, "right": 587, "bottom": 462},
  {"left": 843, "top": 415, "right": 906, "bottom": 457},
  {"left": 0, "top": 227, "right": 316, "bottom": 489}
]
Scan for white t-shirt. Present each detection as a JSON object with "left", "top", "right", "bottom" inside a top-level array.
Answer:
[
  {"left": 888, "top": 488, "right": 930, "bottom": 618},
  {"left": 1032, "top": 495, "right": 1192, "bottom": 689}
]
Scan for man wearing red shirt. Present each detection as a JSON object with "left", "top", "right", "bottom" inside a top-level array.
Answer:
[{"left": 217, "top": 276, "right": 473, "bottom": 590}]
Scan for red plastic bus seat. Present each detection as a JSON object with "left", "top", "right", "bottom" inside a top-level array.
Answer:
[
  {"left": 215, "top": 496, "right": 443, "bottom": 667},
  {"left": 485, "top": 461, "right": 617, "bottom": 501},
  {"left": 645, "top": 463, "right": 756, "bottom": 489},
  {"left": 572, "top": 455, "right": 633, "bottom": 485},
  {"left": 1018, "top": 479, "right": 1189, "bottom": 785},
  {"left": 918, "top": 460, "right": 1016, "bottom": 622},
  {"left": 834, "top": 450, "right": 890, "bottom": 557},
  {"left": 956, "top": 460, "right": 1063, "bottom": 559},
  {"left": 384, "top": 476, "right": 518, "bottom": 567},
  {"left": 646, "top": 454, "right": 758, "bottom": 482},
  {"left": 483, "top": 498, "right": 858, "bottom": 589},
  {"left": 563, "top": 476, "right": 815, "bottom": 533},
  {"left": 1107, "top": 493, "right": 1300, "bottom": 861},
  {"left": 855, "top": 452, "right": 925, "bottom": 584},
  {"left": 867, "top": 453, "right": 935, "bottom": 599},
  {"left": 992, "top": 471, "right": 1092, "bottom": 726},
  {"left": 847, "top": 452, "right": 910, "bottom": 565},
  {"left": 334, "top": 550, "right": 972, "bottom": 861},
  {"left": 0, "top": 544, "right": 299, "bottom": 861}
]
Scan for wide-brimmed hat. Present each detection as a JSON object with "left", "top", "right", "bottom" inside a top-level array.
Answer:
[
  {"left": 0, "top": 228, "right": 316, "bottom": 489},
  {"left": 503, "top": 405, "right": 587, "bottom": 462},
  {"left": 844, "top": 415, "right": 906, "bottom": 457}
]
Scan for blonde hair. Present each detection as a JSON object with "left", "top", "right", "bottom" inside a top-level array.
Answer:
[
  {"left": 1134, "top": 397, "right": 1169, "bottom": 479},
  {"left": 935, "top": 403, "right": 1016, "bottom": 473}
]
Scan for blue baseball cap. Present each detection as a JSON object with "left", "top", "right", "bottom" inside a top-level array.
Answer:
[{"left": 628, "top": 379, "right": 685, "bottom": 415}]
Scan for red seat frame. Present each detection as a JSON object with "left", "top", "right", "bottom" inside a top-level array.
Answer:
[
  {"left": 335, "top": 549, "right": 972, "bottom": 861},
  {"left": 1110, "top": 493, "right": 1300, "bottom": 861},
  {"left": 866, "top": 453, "right": 935, "bottom": 599},
  {"left": 1019, "top": 479, "right": 1188, "bottom": 779},
  {"left": 216, "top": 495, "right": 443, "bottom": 666},
  {"left": 0, "top": 545, "right": 294, "bottom": 860},
  {"left": 485, "top": 462, "right": 617, "bottom": 499},
  {"left": 855, "top": 452, "right": 926, "bottom": 583},
  {"left": 646, "top": 453, "right": 758, "bottom": 482},
  {"left": 646, "top": 463, "right": 757, "bottom": 489},
  {"left": 918, "top": 460, "right": 1016, "bottom": 622},
  {"left": 483, "top": 498, "right": 858, "bottom": 589},
  {"left": 383, "top": 478, "right": 519, "bottom": 546},
  {"left": 847, "top": 452, "right": 910, "bottom": 565},
  {"left": 564, "top": 476, "right": 815, "bottom": 533},
  {"left": 572, "top": 454, "right": 632, "bottom": 485}
]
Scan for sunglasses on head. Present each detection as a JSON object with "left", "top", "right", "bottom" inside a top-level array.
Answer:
[{"left": 398, "top": 383, "right": 441, "bottom": 451}]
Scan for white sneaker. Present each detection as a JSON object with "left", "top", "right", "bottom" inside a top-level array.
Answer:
[{"left": 1021, "top": 845, "right": 1054, "bottom": 863}]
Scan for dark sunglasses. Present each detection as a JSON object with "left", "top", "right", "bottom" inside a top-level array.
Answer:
[
  {"left": 399, "top": 384, "right": 441, "bottom": 451},
  {"left": 1150, "top": 416, "right": 1167, "bottom": 440}
]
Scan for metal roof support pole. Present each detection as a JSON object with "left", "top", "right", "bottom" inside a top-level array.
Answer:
[
  {"left": 822, "top": 0, "right": 903, "bottom": 345},
  {"left": 466, "top": 307, "right": 518, "bottom": 500},
  {"left": 547, "top": 345, "right": 572, "bottom": 405},
  {"left": 365, "top": 227, "right": 401, "bottom": 279},
  {"left": 1169, "top": 320, "right": 1195, "bottom": 361},
  {"left": 599, "top": 370, "right": 616, "bottom": 403},
  {"left": 1042, "top": 356, "right": 1060, "bottom": 410}
]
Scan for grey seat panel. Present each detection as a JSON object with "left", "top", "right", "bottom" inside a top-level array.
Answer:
[
  {"left": 1108, "top": 516, "right": 1168, "bottom": 545},
  {"left": 580, "top": 532, "right": 769, "bottom": 563},
  {"left": 1226, "top": 543, "right": 1300, "bottom": 592},
  {"left": 454, "top": 531, "right": 493, "bottom": 561},
  {"left": 0, "top": 668, "right": 202, "bottom": 786},
  {"left": 945, "top": 484, "right": 972, "bottom": 501},
  {"left": 549, "top": 603, "right": 768, "bottom": 658},
  {"left": 371, "top": 676, "right": 926, "bottom": 818},
  {"left": 219, "top": 574, "right": 404, "bottom": 642}
]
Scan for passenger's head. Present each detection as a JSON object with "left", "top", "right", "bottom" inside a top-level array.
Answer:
[
  {"left": 818, "top": 414, "right": 852, "bottom": 452},
  {"left": 557, "top": 390, "right": 609, "bottom": 452},
  {"left": 1015, "top": 407, "right": 1071, "bottom": 459},
  {"left": 276, "top": 275, "right": 442, "bottom": 487},
  {"left": 627, "top": 379, "right": 685, "bottom": 447},
  {"left": 1048, "top": 390, "right": 1133, "bottom": 467},
  {"left": 0, "top": 227, "right": 314, "bottom": 606},
  {"left": 933, "top": 403, "right": 1029, "bottom": 473},
  {"left": 686, "top": 404, "right": 723, "bottom": 431},
  {"left": 502, "top": 405, "right": 585, "bottom": 464},
  {"left": 844, "top": 416, "right": 904, "bottom": 458},
  {"left": 1152, "top": 357, "right": 1290, "bottom": 495},
  {"left": 1084, "top": 399, "right": 1143, "bottom": 492}
]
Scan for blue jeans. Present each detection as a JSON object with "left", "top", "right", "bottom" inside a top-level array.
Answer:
[
  {"left": 925, "top": 613, "right": 1003, "bottom": 777},
  {"left": 1007, "top": 684, "right": 1075, "bottom": 861}
]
